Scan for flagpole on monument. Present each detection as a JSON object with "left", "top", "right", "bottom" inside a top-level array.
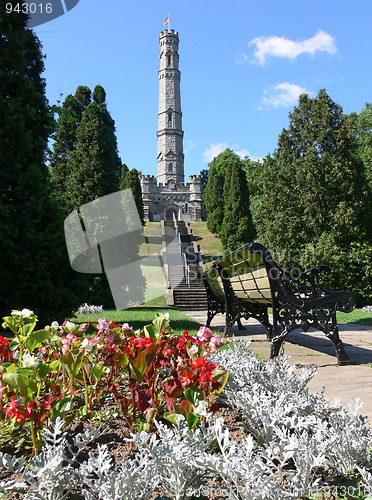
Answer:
[{"left": 163, "top": 14, "right": 170, "bottom": 32}]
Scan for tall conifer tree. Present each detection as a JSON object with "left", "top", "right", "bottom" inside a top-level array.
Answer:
[
  {"left": 204, "top": 149, "right": 239, "bottom": 236},
  {"left": 49, "top": 84, "right": 123, "bottom": 308},
  {"left": 48, "top": 86, "right": 92, "bottom": 217},
  {"left": 120, "top": 168, "right": 145, "bottom": 226},
  {"left": 255, "top": 90, "right": 372, "bottom": 303},
  {"left": 0, "top": 2, "right": 84, "bottom": 324},
  {"left": 220, "top": 162, "right": 255, "bottom": 251}
]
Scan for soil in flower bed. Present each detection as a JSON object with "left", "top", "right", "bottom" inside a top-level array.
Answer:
[{"left": 0, "top": 396, "right": 244, "bottom": 500}]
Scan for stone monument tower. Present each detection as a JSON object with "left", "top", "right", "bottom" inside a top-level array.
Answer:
[
  {"left": 141, "top": 27, "right": 204, "bottom": 222},
  {"left": 157, "top": 29, "right": 184, "bottom": 185}
]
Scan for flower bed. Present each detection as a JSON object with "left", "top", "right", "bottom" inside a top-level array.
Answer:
[{"left": 0, "top": 310, "right": 372, "bottom": 499}]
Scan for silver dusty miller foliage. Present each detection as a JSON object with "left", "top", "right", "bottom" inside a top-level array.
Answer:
[{"left": 1, "top": 339, "right": 372, "bottom": 500}]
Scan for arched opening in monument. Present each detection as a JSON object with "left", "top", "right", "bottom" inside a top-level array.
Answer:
[{"left": 165, "top": 207, "right": 178, "bottom": 221}]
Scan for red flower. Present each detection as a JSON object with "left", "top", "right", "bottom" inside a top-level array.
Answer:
[
  {"left": 4, "top": 397, "right": 25, "bottom": 423},
  {"left": 129, "top": 337, "right": 153, "bottom": 349},
  {"left": 23, "top": 401, "right": 37, "bottom": 418},
  {"left": 179, "top": 369, "right": 195, "bottom": 387}
]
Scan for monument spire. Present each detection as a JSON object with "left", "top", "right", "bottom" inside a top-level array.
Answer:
[{"left": 156, "top": 27, "right": 184, "bottom": 185}]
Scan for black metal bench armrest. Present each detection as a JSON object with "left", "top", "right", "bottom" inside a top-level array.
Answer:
[
  {"left": 283, "top": 264, "right": 332, "bottom": 302},
  {"left": 299, "top": 264, "right": 331, "bottom": 280}
]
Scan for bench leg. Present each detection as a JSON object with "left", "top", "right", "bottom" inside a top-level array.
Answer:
[
  {"left": 322, "top": 315, "right": 355, "bottom": 365},
  {"left": 206, "top": 309, "right": 214, "bottom": 328},
  {"left": 270, "top": 336, "right": 285, "bottom": 359},
  {"left": 237, "top": 318, "right": 246, "bottom": 330}
]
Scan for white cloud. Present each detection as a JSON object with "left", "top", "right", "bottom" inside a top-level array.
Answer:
[
  {"left": 258, "top": 82, "right": 310, "bottom": 109},
  {"left": 234, "top": 148, "right": 251, "bottom": 159},
  {"left": 248, "top": 30, "right": 337, "bottom": 65},
  {"left": 203, "top": 143, "right": 254, "bottom": 163},
  {"left": 235, "top": 53, "right": 249, "bottom": 66},
  {"left": 203, "top": 142, "right": 228, "bottom": 162}
]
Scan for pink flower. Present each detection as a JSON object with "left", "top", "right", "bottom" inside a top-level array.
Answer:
[
  {"left": 98, "top": 317, "right": 109, "bottom": 332},
  {"left": 188, "top": 345, "right": 199, "bottom": 356},
  {"left": 197, "top": 326, "right": 213, "bottom": 342},
  {"left": 66, "top": 333, "right": 78, "bottom": 343},
  {"left": 122, "top": 323, "right": 133, "bottom": 333},
  {"left": 210, "top": 334, "right": 223, "bottom": 348},
  {"left": 0, "top": 385, "right": 8, "bottom": 401},
  {"left": 88, "top": 336, "right": 101, "bottom": 344},
  {"left": 105, "top": 333, "right": 114, "bottom": 344}
]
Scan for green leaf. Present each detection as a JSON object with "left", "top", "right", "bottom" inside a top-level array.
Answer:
[
  {"left": 49, "top": 397, "right": 73, "bottom": 422},
  {"left": 38, "top": 361, "right": 60, "bottom": 380},
  {"left": 184, "top": 387, "right": 203, "bottom": 407},
  {"left": 164, "top": 412, "right": 185, "bottom": 427},
  {"left": 2, "top": 317, "right": 19, "bottom": 334},
  {"left": 130, "top": 343, "right": 159, "bottom": 382},
  {"left": 152, "top": 313, "right": 170, "bottom": 334},
  {"left": 145, "top": 407, "right": 157, "bottom": 424},
  {"left": 212, "top": 369, "right": 230, "bottom": 395},
  {"left": 0, "top": 363, "right": 16, "bottom": 375},
  {"left": 143, "top": 324, "right": 156, "bottom": 339},
  {"left": 60, "top": 347, "right": 85, "bottom": 381},
  {"left": 90, "top": 363, "right": 105, "bottom": 382},
  {"left": 25, "top": 329, "right": 51, "bottom": 352},
  {"left": 186, "top": 412, "right": 199, "bottom": 430},
  {"left": 2, "top": 372, "right": 38, "bottom": 399}
]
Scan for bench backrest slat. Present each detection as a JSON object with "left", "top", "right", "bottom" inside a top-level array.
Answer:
[
  {"left": 203, "top": 268, "right": 225, "bottom": 302},
  {"left": 204, "top": 243, "right": 273, "bottom": 305}
]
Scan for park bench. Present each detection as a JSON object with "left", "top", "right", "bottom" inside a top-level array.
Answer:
[
  {"left": 202, "top": 269, "right": 246, "bottom": 331},
  {"left": 203, "top": 242, "right": 356, "bottom": 365}
]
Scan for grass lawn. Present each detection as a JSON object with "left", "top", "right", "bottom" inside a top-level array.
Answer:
[
  {"left": 337, "top": 308, "right": 372, "bottom": 326},
  {"left": 189, "top": 221, "right": 223, "bottom": 263},
  {"left": 73, "top": 305, "right": 205, "bottom": 336},
  {"left": 72, "top": 304, "right": 372, "bottom": 340}
]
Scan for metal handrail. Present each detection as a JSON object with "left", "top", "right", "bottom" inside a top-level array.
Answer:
[{"left": 172, "top": 213, "right": 190, "bottom": 287}]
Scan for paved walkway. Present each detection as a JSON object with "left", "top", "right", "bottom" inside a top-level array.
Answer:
[{"left": 183, "top": 309, "right": 372, "bottom": 425}]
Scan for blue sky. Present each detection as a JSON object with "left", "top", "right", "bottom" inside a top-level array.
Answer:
[{"left": 34, "top": 0, "right": 372, "bottom": 180}]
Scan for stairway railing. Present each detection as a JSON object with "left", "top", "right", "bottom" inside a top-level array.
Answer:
[{"left": 172, "top": 213, "right": 190, "bottom": 287}]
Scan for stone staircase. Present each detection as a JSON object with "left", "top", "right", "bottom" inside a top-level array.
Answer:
[{"left": 163, "top": 220, "right": 207, "bottom": 309}]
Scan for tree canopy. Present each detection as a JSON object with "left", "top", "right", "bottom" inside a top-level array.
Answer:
[
  {"left": 49, "top": 84, "right": 122, "bottom": 218},
  {"left": 120, "top": 168, "right": 145, "bottom": 226},
  {"left": 219, "top": 160, "right": 255, "bottom": 251},
  {"left": 255, "top": 89, "right": 372, "bottom": 304},
  {"left": 355, "top": 102, "right": 372, "bottom": 191},
  {"left": 0, "top": 3, "right": 84, "bottom": 324},
  {"left": 203, "top": 149, "right": 255, "bottom": 251}
]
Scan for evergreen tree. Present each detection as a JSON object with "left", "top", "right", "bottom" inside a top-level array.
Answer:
[
  {"left": 48, "top": 84, "right": 122, "bottom": 308},
  {"left": 255, "top": 89, "right": 372, "bottom": 303},
  {"left": 220, "top": 161, "right": 255, "bottom": 251},
  {"left": 65, "top": 84, "right": 122, "bottom": 213},
  {"left": 48, "top": 86, "right": 91, "bottom": 217},
  {"left": 0, "top": 2, "right": 84, "bottom": 324},
  {"left": 49, "top": 84, "right": 121, "bottom": 217},
  {"left": 204, "top": 166, "right": 224, "bottom": 235},
  {"left": 356, "top": 102, "right": 372, "bottom": 190},
  {"left": 121, "top": 163, "right": 130, "bottom": 180},
  {"left": 120, "top": 168, "right": 145, "bottom": 225},
  {"left": 204, "top": 149, "right": 240, "bottom": 235}
]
